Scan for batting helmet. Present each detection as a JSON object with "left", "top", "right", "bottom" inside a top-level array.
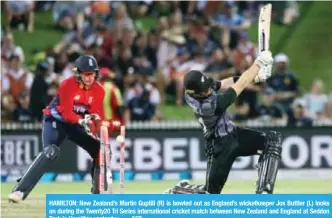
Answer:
[{"left": 183, "top": 70, "right": 213, "bottom": 96}]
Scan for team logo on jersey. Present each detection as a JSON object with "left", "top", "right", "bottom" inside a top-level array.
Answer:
[
  {"left": 74, "top": 95, "right": 80, "bottom": 100},
  {"left": 73, "top": 104, "right": 89, "bottom": 114},
  {"left": 88, "top": 97, "right": 93, "bottom": 104},
  {"left": 201, "top": 76, "right": 205, "bottom": 83}
]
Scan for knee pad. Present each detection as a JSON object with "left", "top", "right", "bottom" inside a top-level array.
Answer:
[
  {"left": 256, "top": 131, "right": 282, "bottom": 194},
  {"left": 13, "top": 144, "right": 60, "bottom": 199},
  {"left": 266, "top": 131, "right": 282, "bottom": 149},
  {"left": 44, "top": 144, "right": 61, "bottom": 160}
]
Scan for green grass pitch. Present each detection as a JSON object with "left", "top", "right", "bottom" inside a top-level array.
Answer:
[{"left": 1, "top": 179, "right": 331, "bottom": 218}]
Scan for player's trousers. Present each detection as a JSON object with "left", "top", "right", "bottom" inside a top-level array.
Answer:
[
  {"left": 205, "top": 127, "right": 266, "bottom": 194},
  {"left": 12, "top": 116, "right": 102, "bottom": 197},
  {"left": 42, "top": 115, "right": 100, "bottom": 159}
]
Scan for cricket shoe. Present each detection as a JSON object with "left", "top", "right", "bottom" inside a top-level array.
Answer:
[
  {"left": 163, "top": 180, "right": 190, "bottom": 193},
  {"left": 8, "top": 191, "right": 24, "bottom": 203},
  {"left": 167, "top": 186, "right": 208, "bottom": 194},
  {"left": 176, "top": 180, "right": 191, "bottom": 187}
]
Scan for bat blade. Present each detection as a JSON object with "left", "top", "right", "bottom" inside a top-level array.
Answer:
[{"left": 259, "top": 4, "right": 272, "bottom": 52}]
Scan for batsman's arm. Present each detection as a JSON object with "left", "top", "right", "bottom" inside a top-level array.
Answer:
[
  {"left": 215, "top": 76, "right": 263, "bottom": 91},
  {"left": 213, "top": 60, "right": 264, "bottom": 114},
  {"left": 231, "top": 63, "right": 260, "bottom": 96},
  {"left": 213, "top": 63, "right": 262, "bottom": 114},
  {"left": 214, "top": 77, "right": 239, "bottom": 91},
  {"left": 230, "top": 51, "right": 273, "bottom": 96}
]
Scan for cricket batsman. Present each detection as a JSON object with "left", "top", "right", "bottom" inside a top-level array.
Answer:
[
  {"left": 166, "top": 51, "right": 282, "bottom": 194},
  {"left": 8, "top": 55, "right": 111, "bottom": 203}
]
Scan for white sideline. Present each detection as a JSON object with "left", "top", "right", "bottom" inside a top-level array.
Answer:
[{"left": 2, "top": 169, "right": 331, "bottom": 182}]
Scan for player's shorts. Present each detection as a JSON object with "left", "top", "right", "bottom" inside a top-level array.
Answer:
[{"left": 205, "top": 127, "right": 266, "bottom": 194}]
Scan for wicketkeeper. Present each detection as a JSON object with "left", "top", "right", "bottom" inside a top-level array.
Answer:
[
  {"left": 8, "top": 55, "right": 115, "bottom": 203},
  {"left": 166, "top": 51, "right": 282, "bottom": 194}
]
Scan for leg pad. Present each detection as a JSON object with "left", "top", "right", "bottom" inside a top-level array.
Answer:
[
  {"left": 256, "top": 131, "right": 282, "bottom": 194},
  {"left": 12, "top": 144, "right": 60, "bottom": 199}
]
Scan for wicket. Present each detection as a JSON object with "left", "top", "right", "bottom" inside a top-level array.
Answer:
[
  {"left": 99, "top": 121, "right": 125, "bottom": 194},
  {"left": 119, "top": 125, "right": 126, "bottom": 194}
]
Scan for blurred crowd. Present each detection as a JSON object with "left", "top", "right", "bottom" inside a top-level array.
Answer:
[{"left": 1, "top": 1, "right": 330, "bottom": 127}]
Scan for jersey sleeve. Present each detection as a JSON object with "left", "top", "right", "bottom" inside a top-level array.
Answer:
[
  {"left": 214, "top": 88, "right": 237, "bottom": 115},
  {"left": 89, "top": 85, "right": 105, "bottom": 117},
  {"left": 57, "top": 79, "right": 82, "bottom": 124}
]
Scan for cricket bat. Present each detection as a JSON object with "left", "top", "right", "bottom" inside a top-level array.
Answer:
[{"left": 258, "top": 4, "right": 272, "bottom": 52}]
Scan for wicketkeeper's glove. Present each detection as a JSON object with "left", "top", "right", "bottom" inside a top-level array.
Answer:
[{"left": 78, "top": 114, "right": 102, "bottom": 140}]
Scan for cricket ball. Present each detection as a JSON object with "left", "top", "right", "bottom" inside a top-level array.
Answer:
[{"left": 116, "top": 135, "right": 125, "bottom": 143}]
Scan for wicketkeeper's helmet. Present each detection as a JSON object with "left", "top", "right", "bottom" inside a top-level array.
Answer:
[{"left": 73, "top": 55, "right": 100, "bottom": 81}]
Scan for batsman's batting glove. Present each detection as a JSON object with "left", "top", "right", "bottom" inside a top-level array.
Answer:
[
  {"left": 254, "top": 64, "right": 272, "bottom": 83},
  {"left": 254, "top": 51, "right": 274, "bottom": 68}
]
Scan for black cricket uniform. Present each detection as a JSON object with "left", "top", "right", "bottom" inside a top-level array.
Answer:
[{"left": 185, "top": 79, "right": 266, "bottom": 194}]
